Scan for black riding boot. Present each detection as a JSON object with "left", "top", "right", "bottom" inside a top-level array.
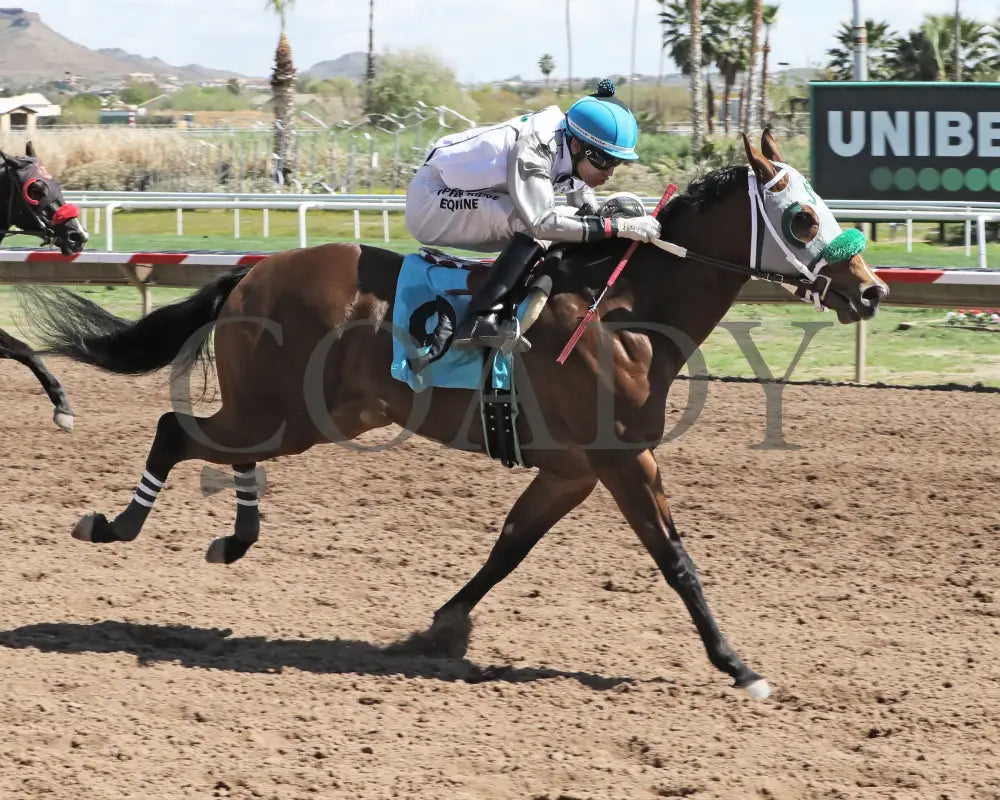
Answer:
[{"left": 453, "top": 232, "right": 544, "bottom": 350}]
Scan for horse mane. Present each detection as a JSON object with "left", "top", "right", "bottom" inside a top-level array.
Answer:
[
  {"left": 552, "top": 162, "right": 748, "bottom": 286},
  {"left": 660, "top": 163, "right": 747, "bottom": 226}
]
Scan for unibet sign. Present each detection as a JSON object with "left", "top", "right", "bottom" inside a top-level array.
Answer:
[{"left": 810, "top": 82, "right": 1000, "bottom": 201}]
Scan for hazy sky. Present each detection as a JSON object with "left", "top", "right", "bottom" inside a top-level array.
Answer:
[{"left": 26, "top": 1, "right": 1000, "bottom": 82}]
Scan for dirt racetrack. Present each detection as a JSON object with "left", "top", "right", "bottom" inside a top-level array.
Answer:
[{"left": 1, "top": 358, "right": 999, "bottom": 800}]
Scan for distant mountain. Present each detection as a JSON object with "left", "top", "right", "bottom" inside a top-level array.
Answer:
[
  {"left": 0, "top": 9, "right": 372, "bottom": 89},
  {"left": 301, "top": 51, "right": 371, "bottom": 82},
  {"left": 97, "top": 48, "right": 242, "bottom": 82},
  {"left": 0, "top": 8, "right": 243, "bottom": 86}
]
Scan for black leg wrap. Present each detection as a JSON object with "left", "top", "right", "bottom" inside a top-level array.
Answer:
[
  {"left": 233, "top": 464, "right": 260, "bottom": 546},
  {"left": 233, "top": 509, "right": 260, "bottom": 545}
]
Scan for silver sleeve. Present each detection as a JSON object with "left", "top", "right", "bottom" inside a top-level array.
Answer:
[
  {"left": 507, "top": 134, "right": 594, "bottom": 242},
  {"left": 565, "top": 184, "right": 598, "bottom": 211}
]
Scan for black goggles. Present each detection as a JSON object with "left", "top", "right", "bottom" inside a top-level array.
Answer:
[{"left": 583, "top": 147, "right": 624, "bottom": 171}]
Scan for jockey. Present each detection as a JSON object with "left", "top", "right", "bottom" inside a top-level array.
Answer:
[{"left": 405, "top": 79, "right": 661, "bottom": 350}]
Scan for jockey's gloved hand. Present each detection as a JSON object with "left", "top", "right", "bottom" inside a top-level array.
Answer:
[{"left": 612, "top": 215, "right": 661, "bottom": 243}]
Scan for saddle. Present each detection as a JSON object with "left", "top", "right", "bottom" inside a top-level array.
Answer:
[
  {"left": 407, "top": 245, "right": 559, "bottom": 374},
  {"left": 389, "top": 193, "right": 647, "bottom": 469},
  {"left": 405, "top": 191, "right": 648, "bottom": 373}
]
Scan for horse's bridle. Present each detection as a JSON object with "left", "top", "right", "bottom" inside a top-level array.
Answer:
[
  {"left": 0, "top": 157, "right": 80, "bottom": 247},
  {"left": 650, "top": 167, "right": 836, "bottom": 308}
]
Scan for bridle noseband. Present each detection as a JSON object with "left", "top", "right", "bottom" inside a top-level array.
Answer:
[
  {"left": 0, "top": 157, "right": 80, "bottom": 247},
  {"left": 650, "top": 168, "right": 834, "bottom": 307}
]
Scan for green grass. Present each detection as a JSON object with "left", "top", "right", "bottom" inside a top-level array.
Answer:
[
  {"left": 703, "top": 304, "right": 1000, "bottom": 386},
  {"left": 87, "top": 211, "right": 1000, "bottom": 269},
  {"left": 91, "top": 208, "right": 414, "bottom": 253},
  {"left": 6, "top": 211, "right": 1000, "bottom": 387}
]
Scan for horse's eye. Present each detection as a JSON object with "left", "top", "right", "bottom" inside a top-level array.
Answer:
[
  {"left": 25, "top": 180, "right": 46, "bottom": 203},
  {"left": 789, "top": 208, "right": 818, "bottom": 244}
]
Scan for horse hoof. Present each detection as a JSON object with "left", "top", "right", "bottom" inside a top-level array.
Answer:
[
  {"left": 205, "top": 536, "right": 250, "bottom": 565},
  {"left": 53, "top": 411, "right": 74, "bottom": 433},
  {"left": 205, "top": 538, "right": 228, "bottom": 564},
  {"left": 72, "top": 513, "right": 97, "bottom": 542},
  {"left": 743, "top": 678, "right": 771, "bottom": 700}
]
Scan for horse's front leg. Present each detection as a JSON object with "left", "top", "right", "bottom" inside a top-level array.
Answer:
[
  {"left": 435, "top": 466, "right": 598, "bottom": 620},
  {"left": 589, "top": 448, "right": 770, "bottom": 699},
  {"left": 0, "top": 329, "right": 73, "bottom": 432}
]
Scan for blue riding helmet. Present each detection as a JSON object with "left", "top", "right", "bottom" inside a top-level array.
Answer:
[{"left": 563, "top": 79, "right": 640, "bottom": 161}]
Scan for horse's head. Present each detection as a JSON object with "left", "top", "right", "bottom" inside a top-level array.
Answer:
[
  {"left": 0, "top": 142, "right": 88, "bottom": 255},
  {"left": 743, "top": 129, "right": 887, "bottom": 323}
]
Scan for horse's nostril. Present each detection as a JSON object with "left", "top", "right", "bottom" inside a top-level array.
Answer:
[{"left": 861, "top": 285, "right": 886, "bottom": 307}]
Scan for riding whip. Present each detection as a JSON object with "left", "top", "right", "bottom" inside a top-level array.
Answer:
[{"left": 556, "top": 183, "right": 678, "bottom": 365}]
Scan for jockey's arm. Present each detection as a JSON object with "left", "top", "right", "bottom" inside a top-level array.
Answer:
[
  {"left": 565, "top": 184, "right": 598, "bottom": 214},
  {"left": 507, "top": 136, "right": 611, "bottom": 244}
]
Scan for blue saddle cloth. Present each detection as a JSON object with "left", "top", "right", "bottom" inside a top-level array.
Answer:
[{"left": 390, "top": 252, "right": 523, "bottom": 392}]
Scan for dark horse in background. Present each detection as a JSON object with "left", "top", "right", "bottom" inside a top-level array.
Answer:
[
  {"left": 21, "top": 131, "right": 886, "bottom": 698},
  {"left": 0, "top": 142, "right": 88, "bottom": 431}
]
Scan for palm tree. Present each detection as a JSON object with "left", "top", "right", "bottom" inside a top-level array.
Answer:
[
  {"left": 266, "top": 0, "right": 297, "bottom": 186},
  {"left": 886, "top": 30, "right": 939, "bottom": 80},
  {"left": 886, "top": 15, "right": 988, "bottom": 81},
  {"left": 972, "top": 18, "right": 1000, "bottom": 79},
  {"left": 925, "top": 13, "right": 989, "bottom": 79},
  {"left": 826, "top": 19, "right": 897, "bottom": 80},
  {"left": 923, "top": 13, "right": 953, "bottom": 79},
  {"left": 538, "top": 53, "right": 556, "bottom": 87},
  {"left": 709, "top": 0, "right": 750, "bottom": 135},
  {"left": 630, "top": 0, "right": 640, "bottom": 107},
  {"left": 364, "top": 0, "right": 376, "bottom": 116},
  {"left": 743, "top": 0, "right": 763, "bottom": 132},
  {"left": 953, "top": 0, "right": 961, "bottom": 80},
  {"left": 690, "top": 0, "right": 705, "bottom": 150},
  {"left": 757, "top": 4, "right": 778, "bottom": 125},
  {"left": 659, "top": 0, "right": 716, "bottom": 140},
  {"left": 565, "top": 0, "right": 574, "bottom": 93}
]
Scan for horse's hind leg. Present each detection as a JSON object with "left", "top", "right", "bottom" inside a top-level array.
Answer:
[
  {"left": 204, "top": 463, "right": 261, "bottom": 565},
  {"left": 434, "top": 467, "right": 598, "bottom": 623},
  {"left": 589, "top": 448, "right": 770, "bottom": 699},
  {"left": 0, "top": 328, "right": 73, "bottom": 432},
  {"left": 73, "top": 409, "right": 284, "bottom": 548},
  {"left": 75, "top": 400, "right": 386, "bottom": 555}
]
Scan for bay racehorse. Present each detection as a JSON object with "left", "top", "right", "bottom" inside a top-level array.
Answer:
[
  {"left": 1, "top": 142, "right": 88, "bottom": 431},
  {"left": 21, "top": 131, "right": 886, "bottom": 697}
]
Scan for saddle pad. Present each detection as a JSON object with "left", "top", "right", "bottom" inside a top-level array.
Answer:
[{"left": 390, "top": 252, "right": 514, "bottom": 392}]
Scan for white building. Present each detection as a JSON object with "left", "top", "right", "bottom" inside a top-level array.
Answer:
[{"left": 0, "top": 93, "right": 61, "bottom": 133}]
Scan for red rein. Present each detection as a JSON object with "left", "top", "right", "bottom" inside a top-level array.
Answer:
[{"left": 556, "top": 183, "right": 678, "bottom": 365}]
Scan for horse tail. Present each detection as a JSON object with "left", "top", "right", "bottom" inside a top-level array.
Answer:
[{"left": 18, "top": 267, "right": 251, "bottom": 375}]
